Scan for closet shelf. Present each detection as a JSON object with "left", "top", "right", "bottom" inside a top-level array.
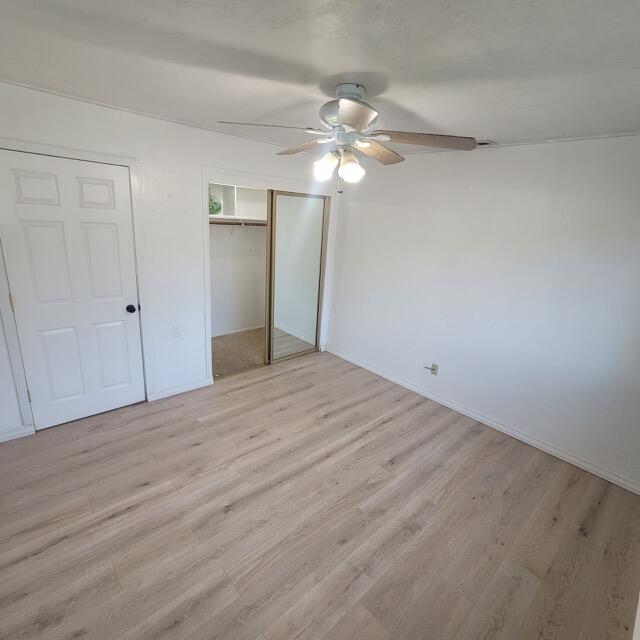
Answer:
[{"left": 209, "top": 216, "right": 267, "bottom": 227}]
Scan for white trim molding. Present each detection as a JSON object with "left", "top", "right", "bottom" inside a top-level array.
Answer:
[
  {"left": 0, "top": 136, "right": 136, "bottom": 167},
  {"left": 212, "top": 324, "right": 265, "bottom": 338},
  {"left": 0, "top": 424, "right": 35, "bottom": 444},
  {"left": 326, "top": 346, "right": 640, "bottom": 496},
  {"left": 147, "top": 376, "right": 213, "bottom": 402}
]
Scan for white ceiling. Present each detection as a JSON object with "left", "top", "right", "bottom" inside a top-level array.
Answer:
[{"left": 1, "top": 0, "right": 639, "bottom": 153}]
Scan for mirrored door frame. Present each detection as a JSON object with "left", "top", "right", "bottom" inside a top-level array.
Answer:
[{"left": 266, "top": 190, "right": 330, "bottom": 364}]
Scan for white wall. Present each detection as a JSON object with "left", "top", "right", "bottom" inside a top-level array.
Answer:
[
  {"left": 326, "top": 135, "right": 640, "bottom": 493},
  {"left": 235, "top": 187, "right": 268, "bottom": 220},
  {"left": 0, "top": 82, "right": 316, "bottom": 403},
  {"left": 273, "top": 195, "right": 324, "bottom": 344},
  {"left": 210, "top": 225, "right": 266, "bottom": 337}
]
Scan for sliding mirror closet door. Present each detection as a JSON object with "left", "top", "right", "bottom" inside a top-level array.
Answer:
[{"left": 269, "top": 191, "right": 327, "bottom": 362}]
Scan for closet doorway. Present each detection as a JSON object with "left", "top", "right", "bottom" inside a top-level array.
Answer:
[
  {"left": 208, "top": 183, "right": 328, "bottom": 379},
  {"left": 209, "top": 184, "right": 268, "bottom": 379}
]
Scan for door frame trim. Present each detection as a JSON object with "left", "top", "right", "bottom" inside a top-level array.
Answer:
[
  {"left": 0, "top": 140, "right": 149, "bottom": 415},
  {"left": 0, "top": 238, "right": 34, "bottom": 434}
]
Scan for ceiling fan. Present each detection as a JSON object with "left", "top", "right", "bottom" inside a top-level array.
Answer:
[{"left": 219, "top": 83, "right": 478, "bottom": 184}]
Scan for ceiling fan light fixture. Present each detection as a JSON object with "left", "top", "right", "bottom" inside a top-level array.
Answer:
[
  {"left": 219, "top": 84, "right": 478, "bottom": 181},
  {"left": 313, "top": 151, "right": 339, "bottom": 181},
  {"left": 338, "top": 149, "right": 365, "bottom": 183}
]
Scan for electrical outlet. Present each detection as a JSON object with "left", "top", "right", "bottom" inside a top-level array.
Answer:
[{"left": 425, "top": 363, "right": 439, "bottom": 375}]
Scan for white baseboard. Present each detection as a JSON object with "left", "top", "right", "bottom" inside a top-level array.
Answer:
[
  {"left": 0, "top": 424, "right": 35, "bottom": 444},
  {"left": 212, "top": 324, "right": 265, "bottom": 338},
  {"left": 325, "top": 346, "right": 640, "bottom": 496},
  {"left": 147, "top": 376, "right": 213, "bottom": 402}
]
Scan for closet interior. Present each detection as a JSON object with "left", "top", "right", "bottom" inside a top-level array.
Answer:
[
  {"left": 209, "top": 184, "right": 268, "bottom": 378},
  {"left": 208, "top": 183, "right": 328, "bottom": 379}
]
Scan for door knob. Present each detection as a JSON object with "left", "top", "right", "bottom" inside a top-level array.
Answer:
[{"left": 126, "top": 304, "right": 137, "bottom": 313}]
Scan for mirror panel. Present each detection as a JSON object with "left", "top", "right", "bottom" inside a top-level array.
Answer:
[{"left": 270, "top": 193, "right": 326, "bottom": 361}]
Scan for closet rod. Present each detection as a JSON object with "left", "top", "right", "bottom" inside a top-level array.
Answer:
[{"left": 209, "top": 219, "right": 267, "bottom": 227}]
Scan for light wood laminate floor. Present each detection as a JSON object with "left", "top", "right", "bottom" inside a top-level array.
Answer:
[{"left": 0, "top": 353, "right": 638, "bottom": 640}]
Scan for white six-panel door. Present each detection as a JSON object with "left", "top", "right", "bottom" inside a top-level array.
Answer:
[{"left": 0, "top": 150, "right": 145, "bottom": 429}]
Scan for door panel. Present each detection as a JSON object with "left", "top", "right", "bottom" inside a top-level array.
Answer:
[
  {"left": 13, "top": 170, "right": 60, "bottom": 205},
  {"left": 22, "top": 220, "right": 72, "bottom": 302},
  {"left": 269, "top": 191, "right": 327, "bottom": 362},
  {"left": 41, "top": 326, "right": 85, "bottom": 400},
  {"left": 95, "top": 320, "right": 132, "bottom": 388},
  {"left": 78, "top": 177, "right": 115, "bottom": 209},
  {"left": 82, "top": 223, "right": 123, "bottom": 298},
  {"left": 0, "top": 150, "right": 145, "bottom": 429}
]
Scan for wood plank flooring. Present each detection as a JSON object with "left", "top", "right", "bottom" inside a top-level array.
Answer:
[{"left": 0, "top": 352, "right": 638, "bottom": 640}]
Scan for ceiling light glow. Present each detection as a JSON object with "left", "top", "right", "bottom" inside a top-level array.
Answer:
[
  {"left": 313, "top": 151, "right": 339, "bottom": 181},
  {"left": 338, "top": 149, "right": 365, "bottom": 183}
]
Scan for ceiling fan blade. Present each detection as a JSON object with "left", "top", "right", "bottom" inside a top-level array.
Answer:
[
  {"left": 218, "top": 121, "right": 329, "bottom": 135},
  {"left": 337, "top": 99, "right": 379, "bottom": 132},
  {"left": 372, "top": 130, "right": 478, "bottom": 151},
  {"left": 276, "top": 139, "right": 324, "bottom": 155},
  {"left": 356, "top": 140, "right": 405, "bottom": 165}
]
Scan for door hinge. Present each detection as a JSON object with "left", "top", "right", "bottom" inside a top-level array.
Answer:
[
  {"left": 8, "top": 291, "right": 15, "bottom": 311},
  {"left": 26, "top": 387, "right": 31, "bottom": 403}
]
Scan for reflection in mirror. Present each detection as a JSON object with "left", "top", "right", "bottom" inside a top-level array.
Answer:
[{"left": 272, "top": 194, "right": 325, "bottom": 360}]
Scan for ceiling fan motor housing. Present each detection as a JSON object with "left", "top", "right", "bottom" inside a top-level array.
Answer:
[
  {"left": 319, "top": 83, "right": 378, "bottom": 130},
  {"left": 335, "top": 83, "right": 366, "bottom": 100}
]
